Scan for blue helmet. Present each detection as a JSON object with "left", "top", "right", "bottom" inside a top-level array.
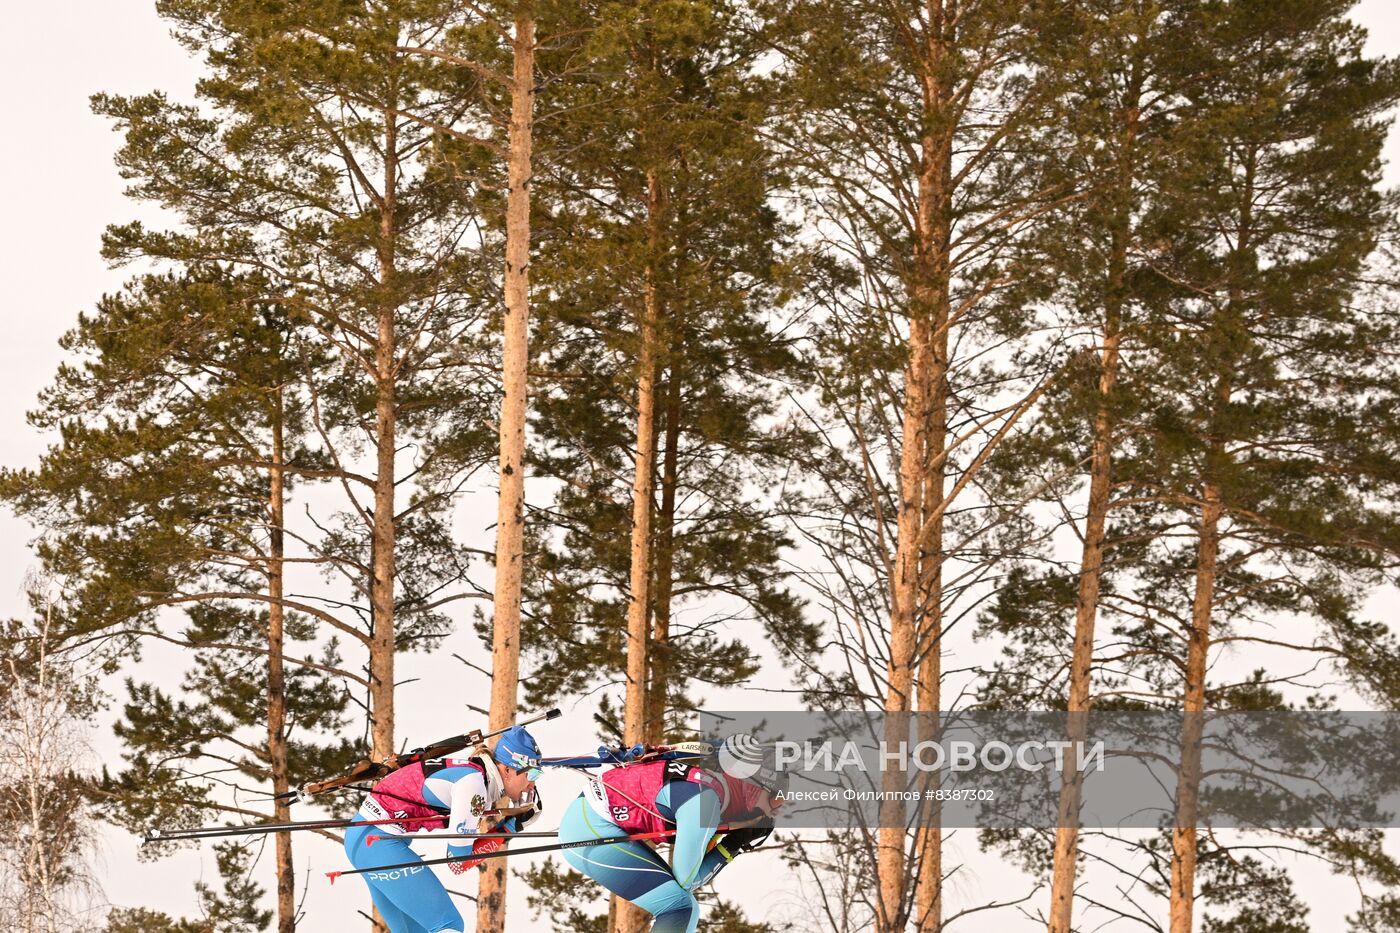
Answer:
[{"left": 493, "top": 725, "right": 542, "bottom": 778}]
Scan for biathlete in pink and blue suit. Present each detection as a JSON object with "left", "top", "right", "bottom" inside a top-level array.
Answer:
[
  {"left": 342, "top": 725, "right": 544, "bottom": 933},
  {"left": 557, "top": 735, "right": 783, "bottom": 933}
]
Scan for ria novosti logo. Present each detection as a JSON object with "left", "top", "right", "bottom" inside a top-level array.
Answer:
[
  {"left": 717, "top": 733, "right": 784, "bottom": 791},
  {"left": 717, "top": 733, "right": 765, "bottom": 779},
  {"left": 718, "top": 730, "right": 1108, "bottom": 779}
]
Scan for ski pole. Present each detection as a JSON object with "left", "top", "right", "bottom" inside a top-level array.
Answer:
[
  {"left": 144, "top": 812, "right": 507, "bottom": 844},
  {"left": 366, "top": 831, "right": 557, "bottom": 846},
  {"left": 326, "top": 829, "right": 688, "bottom": 884}
]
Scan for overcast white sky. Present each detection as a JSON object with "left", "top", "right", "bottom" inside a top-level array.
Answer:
[{"left": 5, "top": 3, "right": 1400, "bottom": 931}]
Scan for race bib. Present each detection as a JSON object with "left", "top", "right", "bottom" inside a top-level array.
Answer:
[{"left": 584, "top": 776, "right": 613, "bottom": 822}]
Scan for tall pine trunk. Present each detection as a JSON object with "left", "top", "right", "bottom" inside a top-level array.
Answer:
[
  {"left": 645, "top": 369, "right": 682, "bottom": 746},
  {"left": 622, "top": 166, "right": 665, "bottom": 751},
  {"left": 1046, "top": 324, "right": 1121, "bottom": 933},
  {"left": 367, "top": 106, "right": 401, "bottom": 933},
  {"left": 479, "top": 10, "right": 535, "bottom": 931},
  {"left": 646, "top": 186, "right": 689, "bottom": 748},
  {"left": 1170, "top": 342, "right": 1238, "bottom": 933},
  {"left": 913, "top": 292, "right": 948, "bottom": 930},
  {"left": 911, "top": 424, "right": 944, "bottom": 930},
  {"left": 615, "top": 164, "right": 666, "bottom": 933},
  {"left": 268, "top": 393, "right": 295, "bottom": 933},
  {"left": 369, "top": 108, "right": 400, "bottom": 767},
  {"left": 1047, "top": 92, "right": 1136, "bottom": 932},
  {"left": 1169, "top": 474, "right": 1222, "bottom": 933},
  {"left": 877, "top": 306, "right": 928, "bottom": 930},
  {"left": 1170, "top": 145, "right": 1253, "bottom": 933},
  {"left": 880, "top": 6, "right": 951, "bottom": 925}
]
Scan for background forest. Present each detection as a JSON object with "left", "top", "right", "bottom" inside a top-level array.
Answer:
[{"left": 5, "top": 1, "right": 1400, "bottom": 932}]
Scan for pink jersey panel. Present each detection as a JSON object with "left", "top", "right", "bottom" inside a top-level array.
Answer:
[
  {"left": 599, "top": 760, "right": 770, "bottom": 833},
  {"left": 366, "top": 762, "right": 447, "bottom": 831}
]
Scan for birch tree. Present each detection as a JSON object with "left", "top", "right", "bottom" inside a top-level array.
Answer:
[{"left": 0, "top": 597, "right": 99, "bottom": 933}]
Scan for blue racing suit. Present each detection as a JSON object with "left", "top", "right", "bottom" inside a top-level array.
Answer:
[
  {"left": 344, "top": 756, "right": 529, "bottom": 933},
  {"left": 558, "top": 770, "right": 757, "bottom": 932}
]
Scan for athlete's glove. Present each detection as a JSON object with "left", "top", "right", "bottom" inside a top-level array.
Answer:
[
  {"left": 448, "top": 836, "right": 505, "bottom": 875},
  {"left": 714, "top": 823, "right": 774, "bottom": 861}
]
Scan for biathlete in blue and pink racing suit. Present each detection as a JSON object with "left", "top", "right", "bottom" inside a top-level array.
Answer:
[
  {"left": 343, "top": 725, "right": 544, "bottom": 933},
  {"left": 557, "top": 735, "right": 783, "bottom": 933}
]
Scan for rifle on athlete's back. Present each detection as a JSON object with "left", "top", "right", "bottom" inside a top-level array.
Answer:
[{"left": 279, "top": 708, "right": 563, "bottom": 804}]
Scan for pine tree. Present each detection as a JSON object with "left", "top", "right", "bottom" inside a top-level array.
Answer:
[
  {"left": 394, "top": 4, "right": 545, "bottom": 926},
  {"left": 1136, "top": 4, "right": 1400, "bottom": 927},
  {"left": 977, "top": 3, "right": 1400, "bottom": 927},
  {"left": 197, "top": 843, "right": 275, "bottom": 933},
  {"left": 762, "top": 0, "right": 1070, "bottom": 925},
  {"left": 518, "top": 3, "right": 813, "bottom": 927},
  {"left": 104, "top": 908, "right": 205, "bottom": 933},
  {"left": 104, "top": 843, "right": 273, "bottom": 933},
  {"left": 521, "top": 0, "right": 812, "bottom": 739},
  {"left": 482, "top": 7, "right": 536, "bottom": 923},
  {"left": 81, "top": 0, "right": 502, "bottom": 777},
  {"left": 4, "top": 270, "right": 354, "bottom": 932},
  {"left": 974, "top": 4, "right": 1214, "bottom": 929}
]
